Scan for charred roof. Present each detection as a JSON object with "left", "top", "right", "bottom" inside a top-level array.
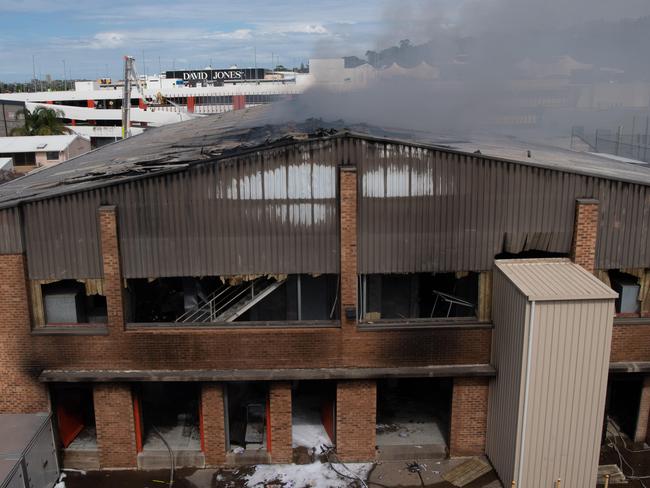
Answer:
[{"left": 1, "top": 103, "right": 650, "bottom": 209}]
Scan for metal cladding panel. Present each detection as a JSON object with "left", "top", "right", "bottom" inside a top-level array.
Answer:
[
  {"left": 116, "top": 142, "right": 339, "bottom": 278},
  {"left": 23, "top": 193, "right": 102, "bottom": 279},
  {"left": 489, "top": 260, "right": 614, "bottom": 488},
  {"left": 357, "top": 140, "right": 650, "bottom": 273},
  {"left": 486, "top": 267, "right": 528, "bottom": 485},
  {"left": 521, "top": 299, "right": 613, "bottom": 488},
  {"left": 0, "top": 207, "right": 22, "bottom": 254},
  {"left": 495, "top": 258, "right": 617, "bottom": 301}
]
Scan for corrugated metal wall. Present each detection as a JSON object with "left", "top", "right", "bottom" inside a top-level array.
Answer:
[
  {"left": 23, "top": 140, "right": 340, "bottom": 280},
  {"left": 13, "top": 135, "right": 650, "bottom": 279},
  {"left": 0, "top": 207, "right": 23, "bottom": 254},
  {"left": 486, "top": 268, "right": 527, "bottom": 484},
  {"left": 357, "top": 140, "right": 650, "bottom": 273},
  {"left": 24, "top": 193, "right": 102, "bottom": 278},
  {"left": 521, "top": 299, "right": 613, "bottom": 488}
]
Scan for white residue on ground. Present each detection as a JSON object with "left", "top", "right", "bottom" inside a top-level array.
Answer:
[
  {"left": 245, "top": 461, "right": 372, "bottom": 488},
  {"left": 54, "top": 472, "right": 67, "bottom": 488},
  {"left": 292, "top": 396, "right": 332, "bottom": 449}
]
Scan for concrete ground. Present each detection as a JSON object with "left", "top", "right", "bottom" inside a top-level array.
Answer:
[{"left": 62, "top": 457, "right": 502, "bottom": 488}]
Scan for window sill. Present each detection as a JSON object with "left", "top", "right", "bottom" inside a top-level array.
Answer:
[
  {"left": 126, "top": 320, "right": 340, "bottom": 331},
  {"left": 357, "top": 317, "right": 491, "bottom": 331},
  {"left": 32, "top": 324, "right": 109, "bottom": 336},
  {"left": 614, "top": 316, "right": 650, "bottom": 326}
]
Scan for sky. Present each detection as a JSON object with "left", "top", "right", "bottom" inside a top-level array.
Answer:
[
  {"left": 0, "top": 0, "right": 457, "bottom": 82},
  {"left": 2, "top": 0, "right": 649, "bottom": 83}
]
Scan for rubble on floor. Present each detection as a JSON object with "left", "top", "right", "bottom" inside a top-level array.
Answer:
[{"left": 61, "top": 456, "right": 502, "bottom": 488}]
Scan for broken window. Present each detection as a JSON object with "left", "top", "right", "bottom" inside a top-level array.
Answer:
[
  {"left": 136, "top": 383, "right": 201, "bottom": 454},
  {"left": 605, "top": 374, "right": 644, "bottom": 441},
  {"left": 292, "top": 381, "right": 336, "bottom": 460},
  {"left": 126, "top": 274, "right": 339, "bottom": 325},
  {"left": 52, "top": 384, "right": 97, "bottom": 452},
  {"left": 609, "top": 271, "right": 641, "bottom": 315},
  {"left": 376, "top": 378, "right": 452, "bottom": 459},
  {"left": 36, "top": 280, "right": 107, "bottom": 326},
  {"left": 225, "top": 382, "right": 269, "bottom": 456},
  {"left": 359, "top": 273, "right": 478, "bottom": 321}
]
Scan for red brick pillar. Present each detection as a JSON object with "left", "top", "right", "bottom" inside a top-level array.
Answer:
[
  {"left": 99, "top": 206, "right": 124, "bottom": 333},
  {"left": 570, "top": 198, "right": 599, "bottom": 274},
  {"left": 450, "top": 377, "right": 489, "bottom": 457},
  {"left": 269, "top": 382, "right": 292, "bottom": 463},
  {"left": 340, "top": 166, "right": 358, "bottom": 328},
  {"left": 336, "top": 380, "right": 376, "bottom": 461},
  {"left": 201, "top": 383, "right": 226, "bottom": 466},
  {"left": 94, "top": 384, "right": 137, "bottom": 468},
  {"left": 0, "top": 254, "right": 48, "bottom": 413},
  {"left": 187, "top": 96, "right": 195, "bottom": 113},
  {"left": 635, "top": 376, "right": 650, "bottom": 443}
]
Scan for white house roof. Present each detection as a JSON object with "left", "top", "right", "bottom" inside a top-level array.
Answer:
[{"left": 0, "top": 135, "right": 79, "bottom": 153}]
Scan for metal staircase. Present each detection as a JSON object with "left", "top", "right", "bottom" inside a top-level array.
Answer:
[{"left": 175, "top": 277, "right": 285, "bottom": 323}]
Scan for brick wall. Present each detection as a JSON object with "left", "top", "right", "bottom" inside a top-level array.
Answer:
[
  {"left": 611, "top": 324, "right": 650, "bottom": 362},
  {"left": 0, "top": 253, "right": 48, "bottom": 413},
  {"left": 93, "top": 384, "right": 137, "bottom": 468},
  {"left": 340, "top": 167, "right": 357, "bottom": 328},
  {"left": 449, "top": 377, "right": 489, "bottom": 457},
  {"left": 99, "top": 206, "right": 124, "bottom": 333},
  {"left": 269, "top": 382, "right": 292, "bottom": 463},
  {"left": 570, "top": 199, "right": 599, "bottom": 274},
  {"left": 336, "top": 380, "right": 376, "bottom": 461},
  {"left": 201, "top": 383, "right": 226, "bottom": 466}
]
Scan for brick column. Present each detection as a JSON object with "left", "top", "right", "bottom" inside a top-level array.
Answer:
[
  {"left": 201, "top": 383, "right": 226, "bottom": 466},
  {"left": 94, "top": 384, "right": 137, "bottom": 468},
  {"left": 99, "top": 206, "right": 124, "bottom": 332},
  {"left": 336, "top": 380, "right": 376, "bottom": 461},
  {"left": 340, "top": 167, "right": 358, "bottom": 328},
  {"left": 635, "top": 376, "right": 650, "bottom": 443},
  {"left": 0, "top": 254, "right": 48, "bottom": 413},
  {"left": 450, "top": 377, "right": 489, "bottom": 457},
  {"left": 570, "top": 198, "right": 599, "bottom": 274},
  {"left": 269, "top": 382, "right": 292, "bottom": 463}
]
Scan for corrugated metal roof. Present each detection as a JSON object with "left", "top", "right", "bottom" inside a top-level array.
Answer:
[
  {"left": 0, "top": 135, "right": 81, "bottom": 153},
  {"left": 2, "top": 102, "right": 650, "bottom": 210},
  {"left": 495, "top": 258, "right": 618, "bottom": 301}
]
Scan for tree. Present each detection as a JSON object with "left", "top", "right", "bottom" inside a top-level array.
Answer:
[{"left": 10, "top": 107, "right": 68, "bottom": 136}]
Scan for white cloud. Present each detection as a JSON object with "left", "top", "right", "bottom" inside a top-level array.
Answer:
[
  {"left": 90, "top": 31, "right": 127, "bottom": 49},
  {"left": 260, "top": 23, "right": 330, "bottom": 35}
]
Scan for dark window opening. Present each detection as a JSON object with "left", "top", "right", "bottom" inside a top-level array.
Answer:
[
  {"left": 42, "top": 280, "right": 107, "bottom": 325},
  {"left": 605, "top": 375, "right": 644, "bottom": 441},
  {"left": 609, "top": 270, "right": 641, "bottom": 315},
  {"left": 292, "top": 381, "right": 336, "bottom": 458},
  {"left": 226, "top": 382, "right": 268, "bottom": 453},
  {"left": 376, "top": 378, "right": 452, "bottom": 457},
  {"left": 0, "top": 152, "right": 35, "bottom": 166},
  {"left": 126, "top": 274, "right": 339, "bottom": 325},
  {"left": 52, "top": 384, "right": 96, "bottom": 450},
  {"left": 139, "top": 383, "right": 201, "bottom": 451},
  {"left": 45, "top": 151, "right": 59, "bottom": 160},
  {"left": 495, "top": 249, "right": 568, "bottom": 260},
  {"left": 360, "top": 273, "right": 478, "bottom": 321}
]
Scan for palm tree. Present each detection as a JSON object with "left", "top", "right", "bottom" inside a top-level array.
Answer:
[{"left": 10, "top": 107, "right": 69, "bottom": 136}]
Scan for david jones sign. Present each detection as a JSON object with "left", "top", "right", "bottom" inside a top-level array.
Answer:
[{"left": 165, "top": 69, "right": 266, "bottom": 82}]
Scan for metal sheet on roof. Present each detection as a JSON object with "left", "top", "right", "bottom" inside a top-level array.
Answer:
[
  {"left": 495, "top": 258, "right": 618, "bottom": 301},
  {"left": 2, "top": 102, "right": 650, "bottom": 211}
]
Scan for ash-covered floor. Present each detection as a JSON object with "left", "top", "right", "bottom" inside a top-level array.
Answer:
[{"left": 60, "top": 457, "right": 502, "bottom": 488}]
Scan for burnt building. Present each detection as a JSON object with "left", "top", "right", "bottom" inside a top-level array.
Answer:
[{"left": 0, "top": 106, "right": 649, "bottom": 486}]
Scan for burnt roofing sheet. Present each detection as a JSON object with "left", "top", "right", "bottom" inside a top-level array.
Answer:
[{"left": 1, "top": 102, "right": 650, "bottom": 208}]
